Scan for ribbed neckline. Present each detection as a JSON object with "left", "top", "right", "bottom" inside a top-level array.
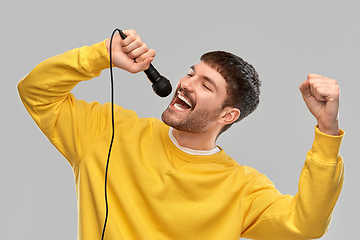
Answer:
[
  {"left": 168, "top": 127, "right": 220, "bottom": 156},
  {"left": 160, "top": 123, "right": 226, "bottom": 163}
]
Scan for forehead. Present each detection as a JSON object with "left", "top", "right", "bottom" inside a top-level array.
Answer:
[{"left": 193, "top": 61, "right": 227, "bottom": 91}]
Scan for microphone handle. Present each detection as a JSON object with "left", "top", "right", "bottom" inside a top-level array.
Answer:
[{"left": 144, "top": 64, "right": 161, "bottom": 84}]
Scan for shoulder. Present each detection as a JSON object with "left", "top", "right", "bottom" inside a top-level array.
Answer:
[{"left": 222, "top": 156, "right": 275, "bottom": 190}]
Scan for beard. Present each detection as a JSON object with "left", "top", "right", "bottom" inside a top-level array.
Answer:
[{"left": 161, "top": 105, "right": 222, "bottom": 134}]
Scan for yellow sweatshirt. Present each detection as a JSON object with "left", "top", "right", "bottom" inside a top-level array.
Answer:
[{"left": 18, "top": 40, "right": 344, "bottom": 240}]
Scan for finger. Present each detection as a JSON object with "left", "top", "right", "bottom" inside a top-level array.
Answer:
[
  {"left": 138, "top": 57, "right": 154, "bottom": 71},
  {"left": 128, "top": 57, "right": 154, "bottom": 73},
  {"left": 121, "top": 37, "right": 143, "bottom": 54},
  {"left": 135, "top": 49, "right": 156, "bottom": 63},
  {"left": 309, "top": 82, "right": 327, "bottom": 102},
  {"left": 314, "top": 82, "right": 340, "bottom": 102},
  {"left": 306, "top": 73, "right": 329, "bottom": 101},
  {"left": 307, "top": 73, "right": 327, "bottom": 80},
  {"left": 299, "top": 80, "right": 311, "bottom": 97},
  {"left": 121, "top": 29, "right": 138, "bottom": 47},
  {"left": 126, "top": 43, "right": 149, "bottom": 59}
]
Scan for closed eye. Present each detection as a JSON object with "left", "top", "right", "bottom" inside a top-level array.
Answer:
[{"left": 203, "top": 83, "right": 212, "bottom": 91}]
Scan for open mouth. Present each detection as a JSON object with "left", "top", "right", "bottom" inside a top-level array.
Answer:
[{"left": 173, "top": 91, "right": 192, "bottom": 111}]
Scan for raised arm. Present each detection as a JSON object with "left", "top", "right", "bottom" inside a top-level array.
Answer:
[
  {"left": 241, "top": 74, "right": 344, "bottom": 239},
  {"left": 17, "top": 30, "right": 155, "bottom": 166}
]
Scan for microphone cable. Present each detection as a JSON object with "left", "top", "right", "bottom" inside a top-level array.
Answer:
[
  {"left": 101, "top": 28, "right": 120, "bottom": 240},
  {"left": 101, "top": 28, "right": 171, "bottom": 239}
]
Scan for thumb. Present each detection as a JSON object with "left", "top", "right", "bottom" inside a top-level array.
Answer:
[
  {"left": 130, "top": 57, "right": 154, "bottom": 73},
  {"left": 299, "top": 80, "right": 311, "bottom": 98},
  {"left": 140, "top": 57, "right": 154, "bottom": 71}
]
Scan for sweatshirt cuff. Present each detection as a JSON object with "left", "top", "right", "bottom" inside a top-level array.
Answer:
[
  {"left": 310, "top": 125, "right": 344, "bottom": 163},
  {"left": 80, "top": 40, "right": 110, "bottom": 74}
]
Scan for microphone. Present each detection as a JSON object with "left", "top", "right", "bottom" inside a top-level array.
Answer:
[{"left": 118, "top": 30, "right": 172, "bottom": 97}]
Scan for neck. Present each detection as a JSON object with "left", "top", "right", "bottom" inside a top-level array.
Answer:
[{"left": 171, "top": 128, "right": 218, "bottom": 150}]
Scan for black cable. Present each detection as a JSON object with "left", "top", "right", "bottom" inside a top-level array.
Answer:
[{"left": 101, "top": 28, "right": 120, "bottom": 240}]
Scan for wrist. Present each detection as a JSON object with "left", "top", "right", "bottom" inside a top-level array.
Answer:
[
  {"left": 105, "top": 38, "right": 110, "bottom": 55},
  {"left": 317, "top": 121, "right": 340, "bottom": 136}
]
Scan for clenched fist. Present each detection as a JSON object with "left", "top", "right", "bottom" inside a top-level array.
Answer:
[
  {"left": 299, "top": 73, "right": 340, "bottom": 136},
  {"left": 105, "top": 29, "right": 156, "bottom": 74}
]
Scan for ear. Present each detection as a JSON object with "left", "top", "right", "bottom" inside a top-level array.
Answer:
[{"left": 218, "top": 107, "right": 240, "bottom": 125}]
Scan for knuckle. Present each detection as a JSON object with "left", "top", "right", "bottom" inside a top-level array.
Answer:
[
  {"left": 128, "top": 35, "right": 136, "bottom": 42},
  {"left": 127, "top": 52, "right": 134, "bottom": 59},
  {"left": 308, "top": 78, "right": 316, "bottom": 86},
  {"left": 149, "top": 49, "right": 156, "bottom": 57},
  {"left": 307, "top": 73, "right": 315, "bottom": 79},
  {"left": 122, "top": 46, "right": 129, "bottom": 53},
  {"left": 127, "top": 29, "right": 136, "bottom": 36},
  {"left": 136, "top": 39, "right": 144, "bottom": 48}
]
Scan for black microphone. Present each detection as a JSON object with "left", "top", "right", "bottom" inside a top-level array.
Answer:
[{"left": 118, "top": 30, "right": 172, "bottom": 97}]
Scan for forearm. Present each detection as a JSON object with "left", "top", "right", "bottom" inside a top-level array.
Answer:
[
  {"left": 17, "top": 40, "right": 112, "bottom": 165},
  {"left": 17, "top": 40, "right": 110, "bottom": 129},
  {"left": 290, "top": 127, "right": 344, "bottom": 237},
  {"left": 242, "top": 127, "right": 344, "bottom": 239}
]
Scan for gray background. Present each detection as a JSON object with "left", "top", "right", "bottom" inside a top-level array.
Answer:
[{"left": 2, "top": 0, "right": 359, "bottom": 239}]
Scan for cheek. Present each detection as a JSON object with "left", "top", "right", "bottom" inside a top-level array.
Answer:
[{"left": 204, "top": 94, "right": 221, "bottom": 105}]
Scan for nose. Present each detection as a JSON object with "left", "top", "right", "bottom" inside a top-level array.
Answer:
[{"left": 179, "top": 76, "right": 195, "bottom": 92}]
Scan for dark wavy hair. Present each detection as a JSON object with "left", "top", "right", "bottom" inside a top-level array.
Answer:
[{"left": 200, "top": 51, "right": 261, "bottom": 135}]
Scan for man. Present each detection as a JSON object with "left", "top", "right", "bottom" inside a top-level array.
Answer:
[{"left": 18, "top": 29, "right": 344, "bottom": 240}]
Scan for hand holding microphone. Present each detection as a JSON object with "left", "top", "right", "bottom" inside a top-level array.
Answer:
[{"left": 105, "top": 29, "right": 172, "bottom": 97}]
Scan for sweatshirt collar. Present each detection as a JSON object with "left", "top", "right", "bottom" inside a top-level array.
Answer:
[
  {"left": 160, "top": 124, "right": 226, "bottom": 163},
  {"left": 168, "top": 127, "right": 220, "bottom": 156}
]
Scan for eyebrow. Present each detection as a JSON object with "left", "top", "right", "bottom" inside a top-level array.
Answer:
[{"left": 190, "top": 65, "right": 218, "bottom": 91}]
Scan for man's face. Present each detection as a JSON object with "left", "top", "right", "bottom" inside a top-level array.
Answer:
[{"left": 161, "top": 61, "right": 228, "bottom": 133}]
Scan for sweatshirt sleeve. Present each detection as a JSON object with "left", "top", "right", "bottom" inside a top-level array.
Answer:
[
  {"left": 241, "top": 126, "right": 344, "bottom": 240},
  {"left": 17, "top": 40, "right": 111, "bottom": 167}
]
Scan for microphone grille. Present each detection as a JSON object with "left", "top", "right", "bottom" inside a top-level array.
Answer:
[{"left": 152, "top": 77, "right": 172, "bottom": 97}]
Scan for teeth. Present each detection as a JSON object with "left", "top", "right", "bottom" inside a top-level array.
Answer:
[
  {"left": 174, "top": 103, "right": 183, "bottom": 110},
  {"left": 177, "top": 91, "right": 192, "bottom": 107}
]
